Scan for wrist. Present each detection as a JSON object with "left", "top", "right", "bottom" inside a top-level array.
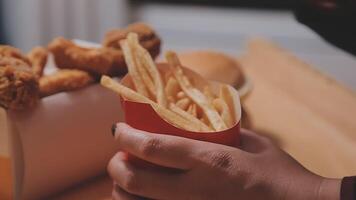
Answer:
[
  {"left": 317, "top": 178, "right": 341, "bottom": 200},
  {"left": 283, "top": 174, "right": 340, "bottom": 200}
]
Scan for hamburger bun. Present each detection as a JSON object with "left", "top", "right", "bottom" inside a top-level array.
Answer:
[{"left": 178, "top": 50, "right": 245, "bottom": 89}]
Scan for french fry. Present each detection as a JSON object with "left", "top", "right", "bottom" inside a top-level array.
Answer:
[
  {"left": 195, "top": 104, "right": 204, "bottom": 118},
  {"left": 127, "top": 33, "right": 157, "bottom": 99},
  {"left": 164, "top": 71, "right": 173, "bottom": 83},
  {"left": 166, "top": 51, "right": 227, "bottom": 131},
  {"left": 165, "top": 77, "right": 180, "bottom": 101},
  {"left": 167, "top": 96, "right": 175, "bottom": 103},
  {"left": 219, "top": 85, "right": 236, "bottom": 123},
  {"left": 203, "top": 86, "right": 215, "bottom": 103},
  {"left": 213, "top": 98, "right": 234, "bottom": 127},
  {"left": 191, "top": 104, "right": 197, "bottom": 117},
  {"left": 187, "top": 104, "right": 193, "bottom": 114},
  {"left": 169, "top": 103, "right": 212, "bottom": 132},
  {"left": 103, "top": 34, "right": 239, "bottom": 133},
  {"left": 176, "top": 91, "right": 186, "bottom": 99},
  {"left": 187, "top": 104, "right": 197, "bottom": 117},
  {"left": 136, "top": 60, "right": 156, "bottom": 97},
  {"left": 101, "top": 75, "right": 152, "bottom": 104},
  {"left": 200, "top": 115, "right": 211, "bottom": 128},
  {"left": 176, "top": 98, "right": 191, "bottom": 110},
  {"left": 128, "top": 33, "right": 167, "bottom": 107},
  {"left": 101, "top": 76, "right": 205, "bottom": 132},
  {"left": 120, "top": 40, "right": 149, "bottom": 97}
]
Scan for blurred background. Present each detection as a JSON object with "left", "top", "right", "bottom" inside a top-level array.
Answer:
[{"left": 0, "top": 0, "right": 355, "bottom": 89}]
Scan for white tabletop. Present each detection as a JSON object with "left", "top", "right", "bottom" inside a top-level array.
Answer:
[{"left": 135, "top": 4, "right": 356, "bottom": 91}]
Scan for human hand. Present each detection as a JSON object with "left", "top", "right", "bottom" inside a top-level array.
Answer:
[{"left": 108, "top": 123, "right": 341, "bottom": 200}]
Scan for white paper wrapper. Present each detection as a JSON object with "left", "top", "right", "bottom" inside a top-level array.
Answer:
[
  {"left": 5, "top": 40, "right": 124, "bottom": 199},
  {"left": 7, "top": 82, "right": 123, "bottom": 199}
]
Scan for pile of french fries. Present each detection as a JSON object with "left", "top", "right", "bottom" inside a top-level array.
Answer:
[{"left": 101, "top": 33, "right": 237, "bottom": 132}]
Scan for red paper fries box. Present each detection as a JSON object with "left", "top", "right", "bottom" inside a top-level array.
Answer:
[{"left": 120, "top": 63, "right": 241, "bottom": 147}]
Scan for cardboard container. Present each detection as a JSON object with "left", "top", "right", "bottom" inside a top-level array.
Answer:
[
  {"left": 3, "top": 40, "right": 125, "bottom": 200},
  {"left": 120, "top": 63, "right": 241, "bottom": 147},
  {"left": 7, "top": 83, "right": 123, "bottom": 200}
]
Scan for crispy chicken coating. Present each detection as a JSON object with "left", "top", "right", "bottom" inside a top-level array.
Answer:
[
  {"left": 27, "top": 46, "right": 49, "bottom": 77},
  {"left": 0, "top": 56, "right": 39, "bottom": 110},
  {"left": 39, "top": 69, "right": 95, "bottom": 97},
  {"left": 0, "top": 45, "right": 31, "bottom": 65},
  {"left": 103, "top": 22, "right": 161, "bottom": 58},
  {"left": 48, "top": 37, "right": 125, "bottom": 76}
]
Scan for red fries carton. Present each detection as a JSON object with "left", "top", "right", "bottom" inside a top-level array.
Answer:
[{"left": 120, "top": 63, "right": 241, "bottom": 147}]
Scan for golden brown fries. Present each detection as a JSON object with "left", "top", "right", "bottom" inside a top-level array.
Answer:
[
  {"left": 176, "top": 97, "right": 191, "bottom": 110},
  {"left": 166, "top": 51, "right": 227, "bottom": 131},
  {"left": 120, "top": 40, "right": 149, "bottom": 97},
  {"left": 213, "top": 98, "right": 234, "bottom": 127},
  {"left": 165, "top": 77, "right": 180, "bottom": 102},
  {"left": 200, "top": 115, "right": 211, "bottom": 128},
  {"left": 169, "top": 103, "right": 212, "bottom": 132},
  {"left": 203, "top": 86, "right": 214, "bottom": 103},
  {"left": 127, "top": 33, "right": 156, "bottom": 97},
  {"left": 27, "top": 46, "right": 48, "bottom": 77},
  {"left": 100, "top": 33, "right": 239, "bottom": 132},
  {"left": 128, "top": 33, "right": 167, "bottom": 107},
  {"left": 219, "top": 85, "right": 237, "bottom": 123},
  {"left": 176, "top": 91, "right": 186, "bottom": 99},
  {"left": 101, "top": 76, "right": 206, "bottom": 132},
  {"left": 187, "top": 104, "right": 198, "bottom": 118},
  {"left": 39, "top": 69, "right": 94, "bottom": 97}
]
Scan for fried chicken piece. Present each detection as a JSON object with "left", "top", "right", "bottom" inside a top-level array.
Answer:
[
  {"left": 0, "top": 45, "right": 31, "bottom": 65},
  {"left": 27, "top": 46, "right": 49, "bottom": 77},
  {"left": 48, "top": 23, "right": 161, "bottom": 77},
  {"left": 48, "top": 37, "right": 126, "bottom": 76},
  {"left": 39, "top": 69, "right": 95, "bottom": 97},
  {"left": 103, "top": 22, "right": 161, "bottom": 59},
  {"left": 0, "top": 56, "right": 39, "bottom": 110},
  {"left": 0, "top": 55, "right": 30, "bottom": 69}
]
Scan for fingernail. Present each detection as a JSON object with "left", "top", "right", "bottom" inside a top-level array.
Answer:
[{"left": 111, "top": 123, "right": 117, "bottom": 137}]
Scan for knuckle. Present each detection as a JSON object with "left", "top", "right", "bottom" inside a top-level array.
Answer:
[
  {"left": 112, "top": 189, "right": 119, "bottom": 200},
  {"left": 208, "top": 151, "right": 234, "bottom": 169},
  {"left": 107, "top": 154, "right": 121, "bottom": 176},
  {"left": 122, "top": 171, "right": 141, "bottom": 193},
  {"left": 140, "top": 137, "right": 162, "bottom": 157}
]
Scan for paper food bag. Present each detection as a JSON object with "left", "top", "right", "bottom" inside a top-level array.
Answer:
[{"left": 7, "top": 83, "right": 123, "bottom": 200}]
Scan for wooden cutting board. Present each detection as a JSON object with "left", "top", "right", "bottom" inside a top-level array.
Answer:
[{"left": 240, "top": 38, "right": 356, "bottom": 178}]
